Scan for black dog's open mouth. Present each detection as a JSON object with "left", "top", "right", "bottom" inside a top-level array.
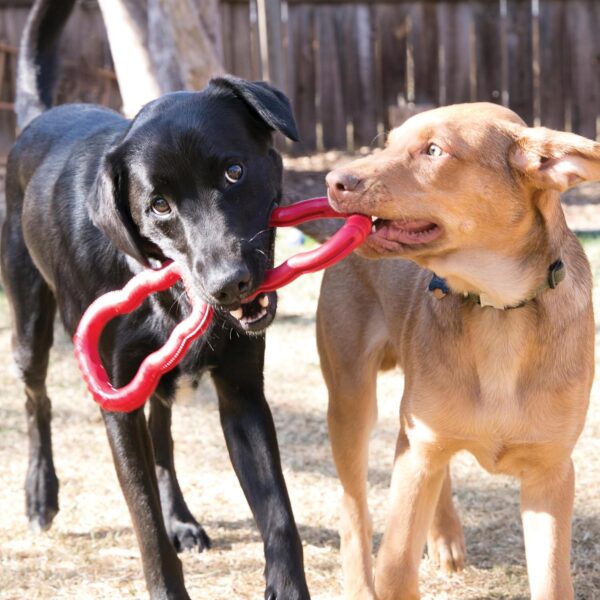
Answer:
[
  {"left": 217, "top": 219, "right": 278, "bottom": 335},
  {"left": 226, "top": 291, "right": 278, "bottom": 333}
]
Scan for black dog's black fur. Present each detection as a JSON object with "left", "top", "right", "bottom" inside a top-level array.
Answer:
[{"left": 2, "top": 1, "right": 310, "bottom": 598}]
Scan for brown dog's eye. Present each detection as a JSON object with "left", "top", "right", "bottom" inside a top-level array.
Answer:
[
  {"left": 426, "top": 143, "right": 443, "bottom": 157},
  {"left": 225, "top": 164, "right": 244, "bottom": 184},
  {"left": 150, "top": 197, "right": 171, "bottom": 215}
]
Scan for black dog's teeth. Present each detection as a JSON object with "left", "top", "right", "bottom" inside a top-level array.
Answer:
[
  {"left": 229, "top": 294, "right": 270, "bottom": 324},
  {"left": 229, "top": 307, "right": 244, "bottom": 320}
]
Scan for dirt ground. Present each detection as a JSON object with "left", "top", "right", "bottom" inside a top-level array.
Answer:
[{"left": 0, "top": 155, "right": 599, "bottom": 600}]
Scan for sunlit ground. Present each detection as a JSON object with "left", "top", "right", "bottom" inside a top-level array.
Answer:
[{"left": 0, "top": 232, "right": 598, "bottom": 599}]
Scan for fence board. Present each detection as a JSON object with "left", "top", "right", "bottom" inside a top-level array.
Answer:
[
  {"left": 438, "top": 1, "right": 471, "bottom": 105},
  {"left": 230, "top": 2, "right": 255, "bottom": 79},
  {"left": 286, "top": 3, "right": 316, "bottom": 150},
  {"left": 538, "top": 0, "right": 567, "bottom": 130},
  {"left": 471, "top": 1, "right": 502, "bottom": 104},
  {"left": 374, "top": 3, "right": 408, "bottom": 131},
  {"left": 566, "top": 0, "right": 599, "bottom": 138},
  {"left": 249, "top": 0, "right": 261, "bottom": 79},
  {"left": 333, "top": 6, "right": 360, "bottom": 149},
  {"left": 221, "top": 2, "right": 234, "bottom": 71},
  {"left": 506, "top": 0, "right": 533, "bottom": 124},
  {"left": 353, "top": 6, "right": 378, "bottom": 146},
  {"left": 315, "top": 5, "right": 346, "bottom": 149},
  {"left": 409, "top": 3, "right": 439, "bottom": 105},
  {"left": 0, "top": 7, "right": 25, "bottom": 149}
]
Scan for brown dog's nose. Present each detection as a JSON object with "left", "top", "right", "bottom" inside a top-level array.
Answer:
[{"left": 326, "top": 170, "right": 362, "bottom": 193}]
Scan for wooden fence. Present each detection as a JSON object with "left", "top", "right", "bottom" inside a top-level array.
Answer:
[
  {"left": 0, "top": 0, "right": 599, "bottom": 155},
  {"left": 222, "top": 0, "right": 600, "bottom": 152}
]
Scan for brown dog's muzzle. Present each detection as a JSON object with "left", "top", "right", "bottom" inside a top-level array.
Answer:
[{"left": 326, "top": 169, "right": 363, "bottom": 211}]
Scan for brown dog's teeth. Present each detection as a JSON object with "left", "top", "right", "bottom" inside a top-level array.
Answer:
[
  {"left": 230, "top": 308, "right": 243, "bottom": 319},
  {"left": 259, "top": 295, "right": 269, "bottom": 308},
  {"left": 372, "top": 218, "right": 386, "bottom": 233}
]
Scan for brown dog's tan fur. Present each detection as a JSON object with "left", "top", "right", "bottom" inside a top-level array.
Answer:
[{"left": 317, "top": 103, "right": 595, "bottom": 600}]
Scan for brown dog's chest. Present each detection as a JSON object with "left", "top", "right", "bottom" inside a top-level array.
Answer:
[{"left": 402, "top": 303, "right": 591, "bottom": 467}]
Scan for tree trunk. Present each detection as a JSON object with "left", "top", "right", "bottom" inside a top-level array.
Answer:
[
  {"left": 97, "top": 0, "right": 161, "bottom": 117},
  {"left": 156, "top": 0, "right": 224, "bottom": 91},
  {"left": 147, "top": 0, "right": 183, "bottom": 93},
  {"left": 98, "top": 0, "right": 224, "bottom": 117}
]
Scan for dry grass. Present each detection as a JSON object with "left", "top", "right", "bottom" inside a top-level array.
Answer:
[{"left": 0, "top": 232, "right": 599, "bottom": 600}]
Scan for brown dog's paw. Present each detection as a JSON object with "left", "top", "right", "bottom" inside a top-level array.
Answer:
[{"left": 426, "top": 529, "right": 466, "bottom": 572}]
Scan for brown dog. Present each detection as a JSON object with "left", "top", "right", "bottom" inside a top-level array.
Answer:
[{"left": 318, "top": 103, "right": 595, "bottom": 600}]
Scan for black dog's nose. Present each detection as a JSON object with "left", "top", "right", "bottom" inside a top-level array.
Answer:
[
  {"left": 205, "top": 266, "right": 252, "bottom": 305},
  {"left": 326, "top": 170, "right": 362, "bottom": 193}
]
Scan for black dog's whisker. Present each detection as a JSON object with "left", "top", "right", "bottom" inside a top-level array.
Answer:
[
  {"left": 165, "top": 288, "right": 188, "bottom": 318},
  {"left": 247, "top": 229, "right": 270, "bottom": 244}
]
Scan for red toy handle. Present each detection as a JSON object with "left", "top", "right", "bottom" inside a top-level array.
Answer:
[
  {"left": 252, "top": 198, "right": 371, "bottom": 297},
  {"left": 74, "top": 197, "right": 371, "bottom": 412}
]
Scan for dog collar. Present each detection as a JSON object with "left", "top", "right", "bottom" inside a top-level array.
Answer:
[{"left": 428, "top": 259, "right": 566, "bottom": 310}]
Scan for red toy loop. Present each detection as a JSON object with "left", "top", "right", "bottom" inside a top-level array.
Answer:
[
  {"left": 74, "top": 197, "right": 371, "bottom": 412},
  {"left": 73, "top": 262, "right": 214, "bottom": 412}
]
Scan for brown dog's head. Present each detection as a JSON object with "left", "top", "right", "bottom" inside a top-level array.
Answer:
[
  {"left": 327, "top": 103, "right": 600, "bottom": 261},
  {"left": 326, "top": 103, "right": 600, "bottom": 305}
]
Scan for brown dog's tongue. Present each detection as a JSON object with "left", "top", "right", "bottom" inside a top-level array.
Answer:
[{"left": 374, "top": 219, "right": 441, "bottom": 245}]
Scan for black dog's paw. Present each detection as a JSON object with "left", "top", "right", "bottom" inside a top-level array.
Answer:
[
  {"left": 168, "top": 519, "right": 211, "bottom": 553},
  {"left": 26, "top": 463, "right": 59, "bottom": 532},
  {"left": 28, "top": 505, "right": 59, "bottom": 533}
]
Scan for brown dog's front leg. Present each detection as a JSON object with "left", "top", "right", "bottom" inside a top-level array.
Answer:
[
  {"left": 103, "top": 408, "right": 190, "bottom": 600},
  {"left": 317, "top": 285, "right": 381, "bottom": 600},
  {"left": 375, "top": 431, "right": 449, "bottom": 600},
  {"left": 521, "top": 459, "right": 575, "bottom": 600}
]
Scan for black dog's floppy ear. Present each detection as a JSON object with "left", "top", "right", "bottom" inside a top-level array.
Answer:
[
  {"left": 210, "top": 75, "right": 299, "bottom": 142},
  {"left": 88, "top": 150, "right": 150, "bottom": 267}
]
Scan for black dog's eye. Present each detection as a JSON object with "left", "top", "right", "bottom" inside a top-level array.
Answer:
[
  {"left": 225, "top": 164, "right": 244, "bottom": 184},
  {"left": 150, "top": 197, "right": 171, "bottom": 215}
]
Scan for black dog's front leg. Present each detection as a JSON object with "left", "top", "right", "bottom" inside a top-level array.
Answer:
[
  {"left": 148, "top": 395, "right": 211, "bottom": 553},
  {"left": 102, "top": 408, "right": 190, "bottom": 600},
  {"left": 212, "top": 334, "right": 310, "bottom": 600}
]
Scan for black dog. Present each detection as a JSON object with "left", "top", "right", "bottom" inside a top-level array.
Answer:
[{"left": 1, "top": 1, "right": 309, "bottom": 598}]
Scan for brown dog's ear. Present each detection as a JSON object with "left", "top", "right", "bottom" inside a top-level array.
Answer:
[
  {"left": 509, "top": 127, "right": 600, "bottom": 192},
  {"left": 88, "top": 150, "right": 150, "bottom": 267}
]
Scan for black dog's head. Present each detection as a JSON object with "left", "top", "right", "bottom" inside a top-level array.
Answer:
[{"left": 89, "top": 76, "right": 298, "bottom": 333}]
